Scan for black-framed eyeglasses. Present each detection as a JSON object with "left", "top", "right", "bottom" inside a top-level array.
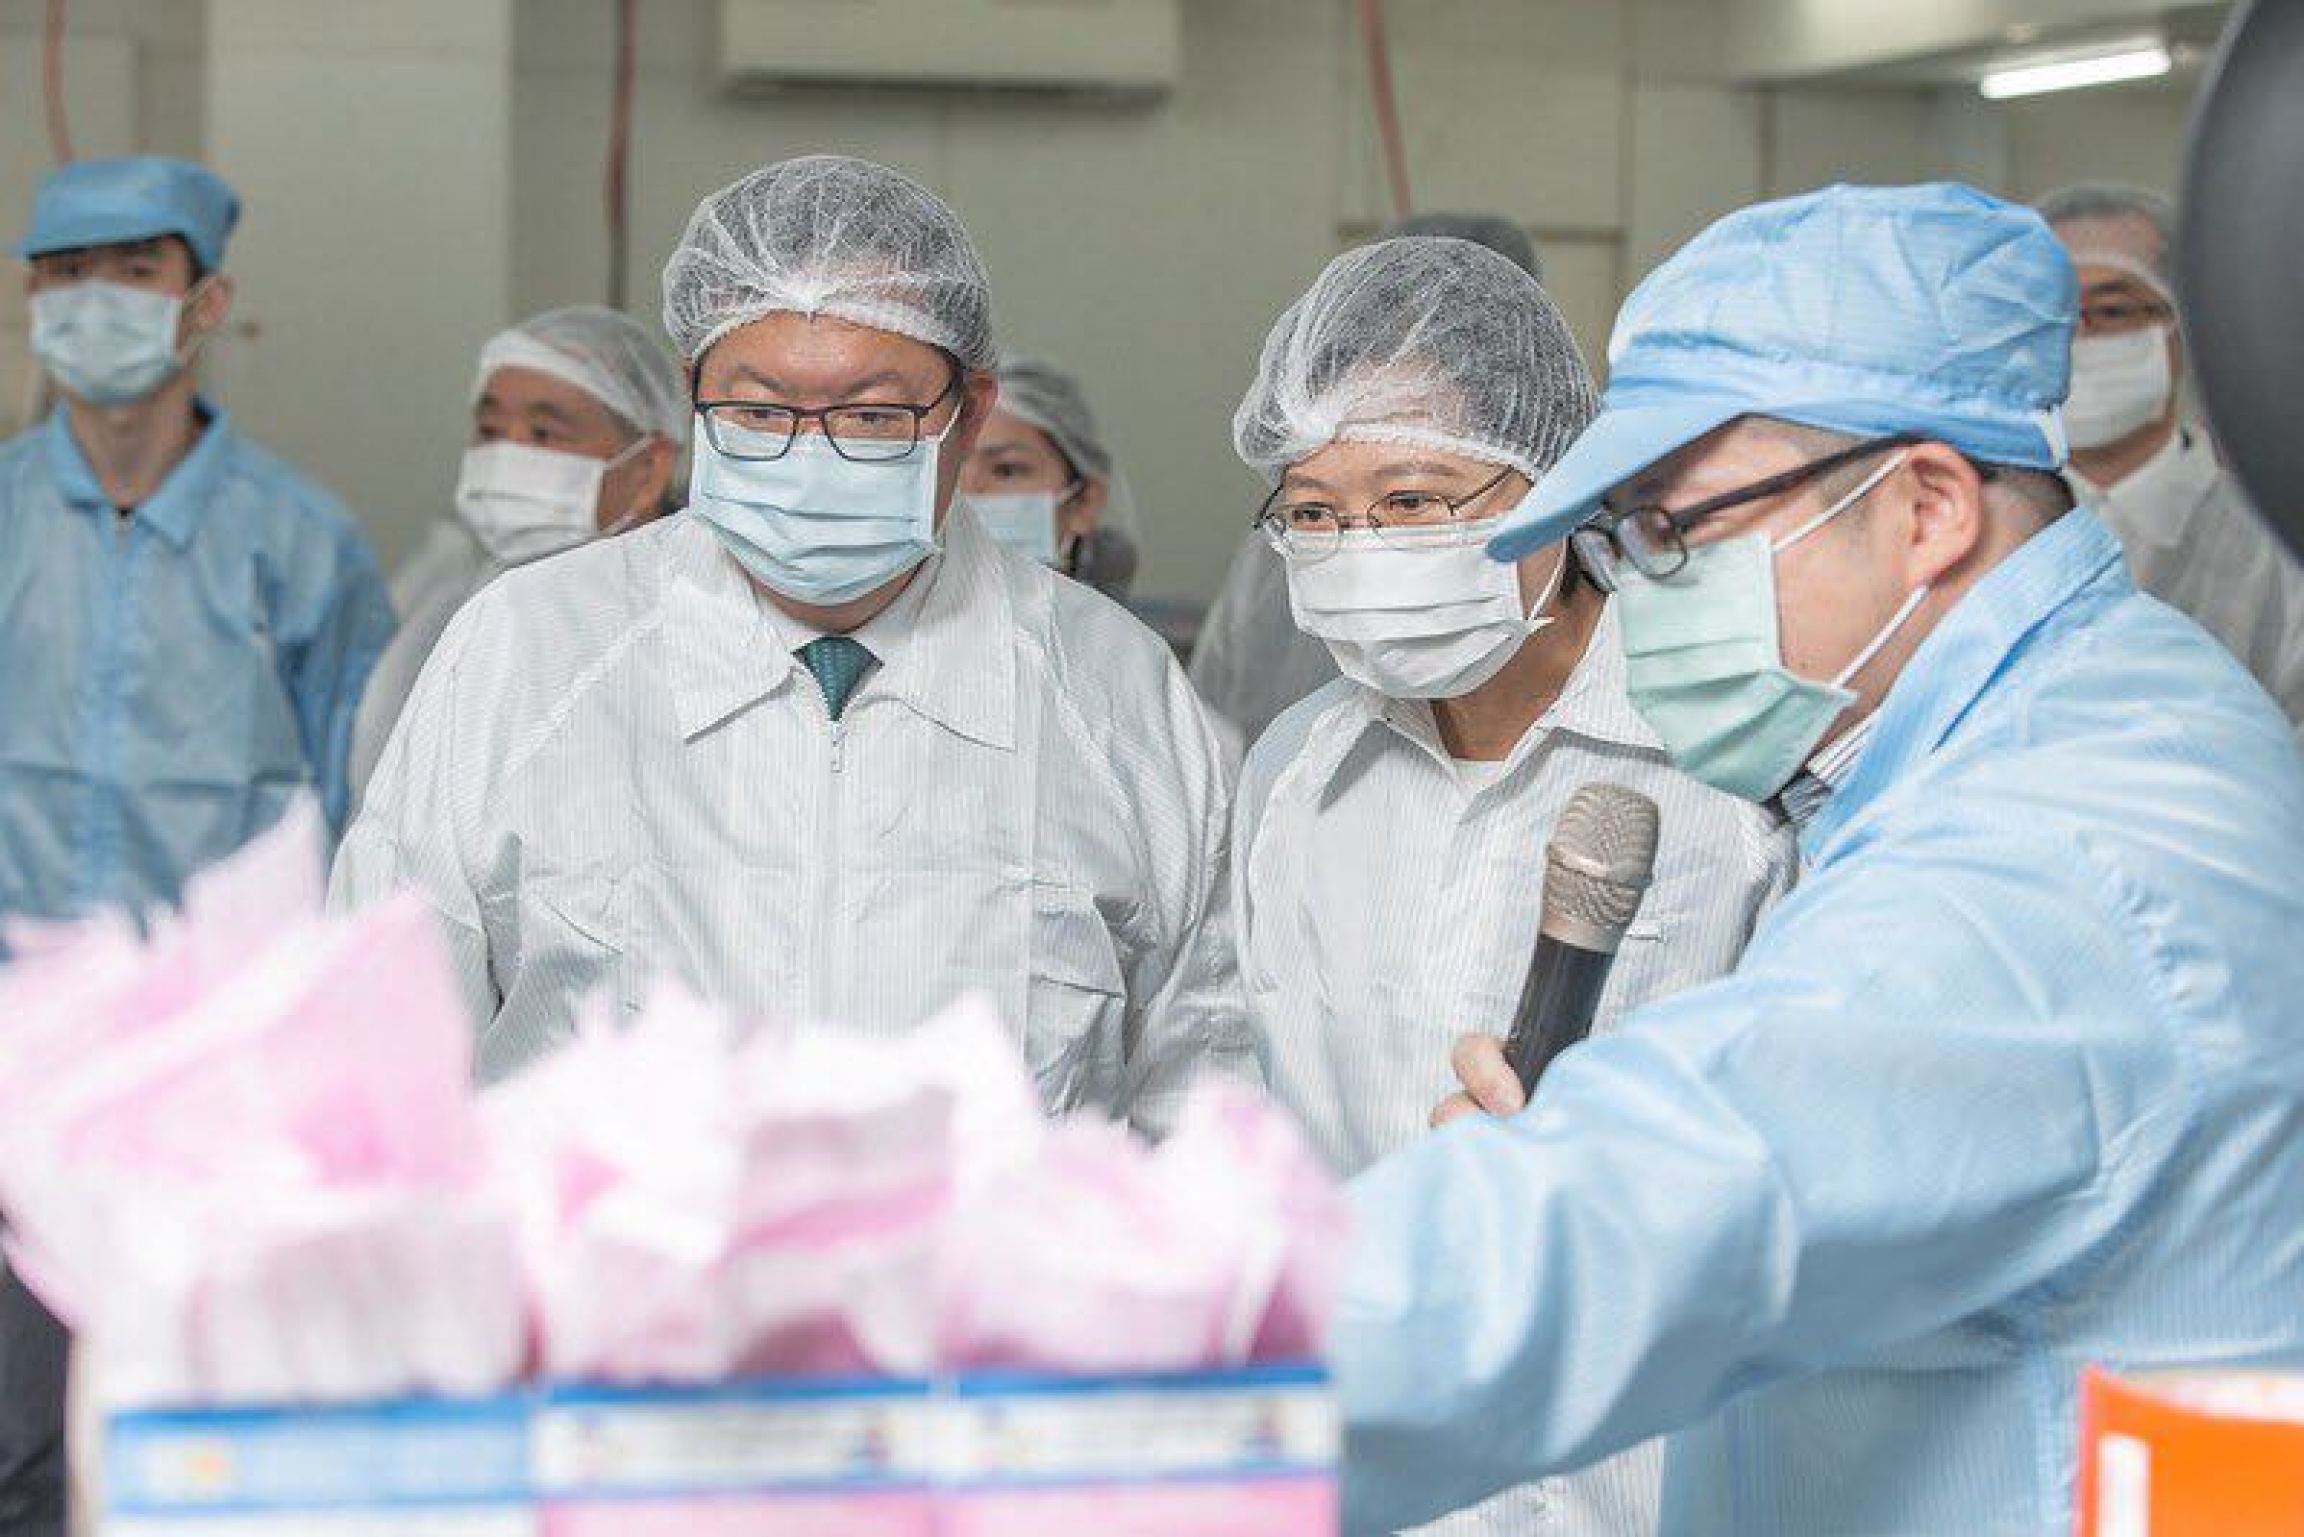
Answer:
[
  {"left": 1573, "top": 434, "right": 1921, "bottom": 583},
  {"left": 694, "top": 368, "right": 963, "bottom": 464},
  {"left": 1252, "top": 464, "right": 1515, "bottom": 564}
]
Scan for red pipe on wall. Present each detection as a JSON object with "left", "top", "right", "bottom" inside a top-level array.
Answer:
[{"left": 1357, "top": 0, "right": 1412, "bottom": 221}]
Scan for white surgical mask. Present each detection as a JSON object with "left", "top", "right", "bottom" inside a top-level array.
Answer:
[
  {"left": 30, "top": 279, "right": 207, "bottom": 407},
  {"left": 963, "top": 489, "right": 1062, "bottom": 566},
  {"left": 1284, "top": 515, "right": 1561, "bottom": 700},
  {"left": 687, "top": 424, "right": 946, "bottom": 606},
  {"left": 454, "top": 438, "right": 645, "bottom": 566},
  {"left": 2064, "top": 327, "right": 2173, "bottom": 450}
]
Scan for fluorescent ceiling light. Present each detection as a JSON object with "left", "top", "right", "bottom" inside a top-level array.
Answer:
[{"left": 1980, "top": 38, "right": 2172, "bottom": 100}]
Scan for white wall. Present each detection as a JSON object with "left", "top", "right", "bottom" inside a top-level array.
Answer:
[
  {"left": 0, "top": 0, "right": 2207, "bottom": 600},
  {"left": 0, "top": 0, "right": 203, "bottom": 433},
  {"left": 205, "top": 0, "right": 515, "bottom": 566},
  {"left": 1996, "top": 79, "right": 2194, "bottom": 200}
]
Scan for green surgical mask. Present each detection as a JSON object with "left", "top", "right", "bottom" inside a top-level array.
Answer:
[{"left": 1616, "top": 452, "right": 1926, "bottom": 803}]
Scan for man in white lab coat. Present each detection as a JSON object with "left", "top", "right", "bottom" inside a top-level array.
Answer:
[
  {"left": 2040, "top": 182, "right": 2304, "bottom": 740},
  {"left": 333, "top": 156, "right": 1257, "bottom": 1134},
  {"left": 349, "top": 305, "right": 686, "bottom": 806}
]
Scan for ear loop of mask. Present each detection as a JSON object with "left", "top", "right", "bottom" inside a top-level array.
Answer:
[
  {"left": 1770, "top": 450, "right": 1909, "bottom": 555},
  {"left": 1523, "top": 540, "right": 1569, "bottom": 636},
  {"left": 1769, "top": 449, "right": 1931, "bottom": 689}
]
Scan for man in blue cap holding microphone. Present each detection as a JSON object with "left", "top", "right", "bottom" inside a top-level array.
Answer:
[
  {"left": 0, "top": 157, "right": 393, "bottom": 1530},
  {"left": 1335, "top": 182, "right": 2304, "bottom": 1535}
]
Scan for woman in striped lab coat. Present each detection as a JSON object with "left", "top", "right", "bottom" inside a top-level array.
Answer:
[{"left": 1228, "top": 235, "right": 1795, "bottom": 1537}]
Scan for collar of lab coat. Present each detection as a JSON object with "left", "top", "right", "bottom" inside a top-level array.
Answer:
[
  {"left": 661, "top": 496, "right": 1017, "bottom": 750},
  {"left": 1799, "top": 506, "right": 2130, "bottom": 858},
  {"left": 2068, "top": 426, "right": 2222, "bottom": 558},
  {"left": 1317, "top": 598, "right": 1665, "bottom": 798},
  {"left": 43, "top": 400, "right": 233, "bottom": 549}
]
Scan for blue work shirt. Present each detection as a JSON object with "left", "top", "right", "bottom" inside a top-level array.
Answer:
[
  {"left": 0, "top": 404, "right": 393, "bottom": 925},
  {"left": 1336, "top": 508, "right": 2304, "bottom": 1535}
]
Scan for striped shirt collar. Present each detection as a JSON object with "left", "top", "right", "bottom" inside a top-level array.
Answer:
[
  {"left": 1322, "top": 600, "right": 1664, "bottom": 793},
  {"left": 1779, "top": 714, "right": 1877, "bottom": 834}
]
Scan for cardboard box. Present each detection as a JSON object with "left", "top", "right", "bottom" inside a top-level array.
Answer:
[{"left": 99, "top": 1365, "right": 1337, "bottom": 1535}]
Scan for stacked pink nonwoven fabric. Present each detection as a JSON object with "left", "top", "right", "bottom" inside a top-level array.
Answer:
[
  {"left": 0, "top": 802, "right": 1347, "bottom": 1406},
  {"left": 0, "top": 803, "right": 523, "bottom": 1406},
  {"left": 489, "top": 987, "right": 1349, "bottom": 1385}
]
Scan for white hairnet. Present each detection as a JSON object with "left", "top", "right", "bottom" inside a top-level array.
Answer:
[
  {"left": 994, "top": 352, "right": 1136, "bottom": 536},
  {"left": 2038, "top": 182, "right": 2178, "bottom": 298},
  {"left": 472, "top": 304, "right": 686, "bottom": 441},
  {"left": 1383, "top": 212, "right": 1544, "bottom": 284},
  {"left": 661, "top": 154, "right": 995, "bottom": 369},
  {"left": 1233, "top": 236, "right": 1598, "bottom": 484}
]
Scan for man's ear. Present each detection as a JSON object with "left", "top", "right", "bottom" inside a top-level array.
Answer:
[
  {"left": 636, "top": 436, "right": 680, "bottom": 510},
  {"left": 186, "top": 273, "right": 235, "bottom": 337},
  {"left": 1899, "top": 442, "right": 1988, "bottom": 590}
]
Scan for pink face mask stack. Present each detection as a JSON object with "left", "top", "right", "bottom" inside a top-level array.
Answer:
[
  {"left": 483, "top": 985, "right": 1046, "bottom": 1382},
  {"left": 0, "top": 800, "right": 1348, "bottom": 1407},
  {"left": 488, "top": 989, "right": 1348, "bottom": 1384},
  {"left": 935, "top": 1081, "right": 1348, "bottom": 1375},
  {"left": 0, "top": 804, "right": 526, "bottom": 1406}
]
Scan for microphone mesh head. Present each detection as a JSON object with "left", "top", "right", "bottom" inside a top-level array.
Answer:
[{"left": 1542, "top": 783, "right": 1662, "bottom": 942}]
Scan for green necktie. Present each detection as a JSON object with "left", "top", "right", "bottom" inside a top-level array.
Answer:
[{"left": 797, "top": 635, "right": 876, "bottom": 722}]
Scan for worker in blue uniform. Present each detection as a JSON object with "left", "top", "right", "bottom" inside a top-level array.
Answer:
[
  {"left": 1334, "top": 182, "right": 2304, "bottom": 1537},
  {"left": 0, "top": 156, "right": 393, "bottom": 1534}
]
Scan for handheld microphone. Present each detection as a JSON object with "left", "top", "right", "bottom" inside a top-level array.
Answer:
[{"left": 1502, "top": 783, "right": 1661, "bottom": 1096}]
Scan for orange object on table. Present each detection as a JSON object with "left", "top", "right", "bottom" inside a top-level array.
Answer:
[{"left": 2077, "top": 1366, "right": 2304, "bottom": 1536}]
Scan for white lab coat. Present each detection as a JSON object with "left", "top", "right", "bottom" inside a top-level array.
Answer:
[
  {"left": 332, "top": 505, "right": 1259, "bottom": 1136},
  {"left": 2071, "top": 427, "right": 2304, "bottom": 743},
  {"left": 1188, "top": 530, "right": 1342, "bottom": 751},
  {"left": 350, "top": 516, "right": 502, "bottom": 810},
  {"left": 386, "top": 512, "right": 489, "bottom": 619},
  {"left": 1235, "top": 603, "right": 1797, "bottom": 1536}
]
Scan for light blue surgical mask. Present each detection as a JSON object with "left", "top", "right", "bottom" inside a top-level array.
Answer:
[
  {"left": 30, "top": 279, "right": 205, "bottom": 407},
  {"left": 687, "top": 422, "right": 946, "bottom": 606},
  {"left": 962, "top": 488, "right": 1063, "bottom": 566},
  {"left": 1616, "top": 452, "right": 1927, "bottom": 802}
]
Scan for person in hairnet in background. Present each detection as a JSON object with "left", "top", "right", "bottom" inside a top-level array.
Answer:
[
  {"left": 348, "top": 305, "right": 685, "bottom": 804},
  {"left": 1232, "top": 236, "right": 1795, "bottom": 1537},
  {"left": 959, "top": 353, "right": 1139, "bottom": 600},
  {"left": 1335, "top": 183, "right": 2304, "bottom": 1537},
  {"left": 1191, "top": 213, "right": 1544, "bottom": 750},
  {"left": 0, "top": 156, "right": 392, "bottom": 1537},
  {"left": 333, "top": 155, "right": 1256, "bottom": 1132},
  {"left": 2038, "top": 182, "right": 2304, "bottom": 740}
]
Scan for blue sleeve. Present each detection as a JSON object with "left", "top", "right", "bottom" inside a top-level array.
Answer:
[
  {"left": 275, "top": 513, "right": 396, "bottom": 832},
  {"left": 1330, "top": 816, "right": 2193, "bottom": 1533}
]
